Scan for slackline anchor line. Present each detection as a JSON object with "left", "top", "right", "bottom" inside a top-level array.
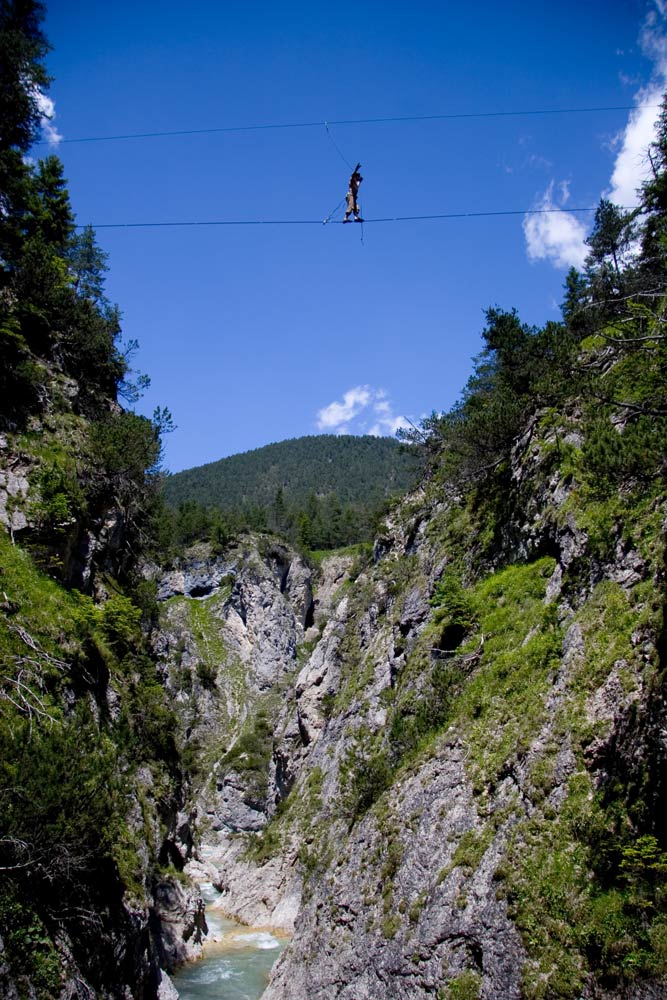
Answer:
[
  {"left": 324, "top": 121, "right": 354, "bottom": 170},
  {"left": 323, "top": 195, "right": 346, "bottom": 225}
]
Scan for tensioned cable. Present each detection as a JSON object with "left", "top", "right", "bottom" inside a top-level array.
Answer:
[
  {"left": 42, "top": 104, "right": 658, "bottom": 146},
  {"left": 324, "top": 122, "right": 354, "bottom": 170},
  {"left": 78, "top": 205, "right": 604, "bottom": 229}
]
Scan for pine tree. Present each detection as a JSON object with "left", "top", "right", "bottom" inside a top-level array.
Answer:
[
  {"left": 584, "top": 198, "right": 637, "bottom": 314},
  {"left": 561, "top": 267, "right": 589, "bottom": 327},
  {"left": 296, "top": 511, "right": 313, "bottom": 549},
  {"left": 272, "top": 486, "right": 292, "bottom": 535},
  {"left": 0, "top": 0, "right": 50, "bottom": 153},
  {"left": 27, "top": 155, "right": 75, "bottom": 250},
  {"left": 0, "top": 0, "right": 51, "bottom": 272},
  {"left": 69, "top": 224, "right": 109, "bottom": 302},
  {"left": 638, "top": 94, "right": 667, "bottom": 288},
  {"left": 585, "top": 199, "right": 632, "bottom": 279}
]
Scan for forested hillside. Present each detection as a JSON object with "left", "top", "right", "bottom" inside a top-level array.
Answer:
[
  {"left": 0, "top": 5, "right": 193, "bottom": 997},
  {"left": 162, "top": 434, "right": 419, "bottom": 551}
]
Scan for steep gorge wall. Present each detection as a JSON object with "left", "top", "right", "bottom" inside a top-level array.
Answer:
[
  {"left": 160, "top": 414, "right": 667, "bottom": 1000},
  {"left": 153, "top": 538, "right": 356, "bottom": 931},
  {"left": 0, "top": 382, "right": 205, "bottom": 999}
]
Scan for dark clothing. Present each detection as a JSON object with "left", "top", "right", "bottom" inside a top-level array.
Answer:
[
  {"left": 349, "top": 169, "right": 362, "bottom": 196},
  {"left": 344, "top": 165, "right": 363, "bottom": 221}
]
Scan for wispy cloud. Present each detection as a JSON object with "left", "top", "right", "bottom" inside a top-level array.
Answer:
[
  {"left": 522, "top": 1, "right": 667, "bottom": 270},
  {"left": 367, "top": 395, "right": 411, "bottom": 437},
  {"left": 316, "top": 386, "right": 373, "bottom": 431},
  {"left": 316, "top": 385, "right": 410, "bottom": 437},
  {"left": 522, "top": 180, "right": 589, "bottom": 269},
  {"left": 34, "top": 89, "right": 63, "bottom": 145},
  {"left": 607, "top": 3, "right": 667, "bottom": 205}
]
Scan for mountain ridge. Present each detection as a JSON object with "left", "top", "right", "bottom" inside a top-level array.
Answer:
[{"left": 163, "top": 434, "right": 420, "bottom": 512}]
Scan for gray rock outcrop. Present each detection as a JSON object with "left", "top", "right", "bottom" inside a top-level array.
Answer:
[
  {"left": 150, "top": 423, "right": 667, "bottom": 999},
  {"left": 151, "top": 875, "right": 207, "bottom": 969}
]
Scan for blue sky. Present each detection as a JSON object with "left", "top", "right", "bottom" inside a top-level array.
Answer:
[{"left": 39, "top": 0, "right": 667, "bottom": 471}]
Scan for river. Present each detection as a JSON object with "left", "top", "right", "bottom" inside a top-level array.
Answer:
[{"left": 171, "top": 883, "right": 286, "bottom": 1000}]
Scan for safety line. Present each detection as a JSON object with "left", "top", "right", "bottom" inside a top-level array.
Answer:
[
  {"left": 41, "top": 104, "right": 658, "bottom": 146},
  {"left": 79, "top": 206, "right": 603, "bottom": 229},
  {"left": 323, "top": 195, "right": 347, "bottom": 225},
  {"left": 324, "top": 122, "right": 354, "bottom": 170}
]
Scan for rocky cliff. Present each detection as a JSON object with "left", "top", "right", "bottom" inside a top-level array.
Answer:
[
  {"left": 4, "top": 366, "right": 665, "bottom": 1000},
  {"left": 158, "top": 405, "right": 667, "bottom": 1000},
  {"left": 0, "top": 371, "right": 205, "bottom": 997},
  {"left": 152, "top": 538, "right": 355, "bottom": 931}
]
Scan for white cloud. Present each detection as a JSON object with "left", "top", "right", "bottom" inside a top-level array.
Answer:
[
  {"left": 606, "top": 4, "right": 667, "bottom": 205},
  {"left": 316, "top": 385, "right": 410, "bottom": 437},
  {"left": 34, "top": 89, "right": 63, "bottom": 145},
  {"left": 316, "top": 385, "right": 373, "bottom": 430},
  {"left": 527, "top": 153, "right": 553, "bottom": 171},
  {"left": 607, "top": 93, "right": 662, "bottom": 206},
  {"left": 523, "top": 2, "right": 667, "bottom": 269},
  {"left": 368, "top": 414, "right": 411, "bottom": 437},
  {"left": 522, "top": 181, "right": 589, "bottom": 269}
]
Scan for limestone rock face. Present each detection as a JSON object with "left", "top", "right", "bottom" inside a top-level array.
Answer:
[
  {"left": 0, "top": 440, "right": 30, "bottom": 535},
  {"left": 153, "top": 536, "right": 334, "bottom": 931},
  {"left": 263, "top": 742, "right": 525, "bottom": 1000},
  {"left": 152, "top": 422, "right": 667, "bottom": 1000},
  {"left": 253, "top": 426, "right": 666, "bottom": 1000},
  {"left": 188, "top": 838, "right": 302, "bottom": 932},
  {"left": 156, "top": 969, "right": 180, "bottom": 1000},
  {"left": 212, "top": 770, "right": 267, "bottom": 832},
  {"left": 295, "top": 595, "right": 350, "bottom": 745},
  {"left": 284, "top": 557, "right": 314, "bottom": 629},
  {"left": 151, "top": 875, "right": 207, "bottom": 970},
  {"left": 155, "top": 552, "right": 236, "bottom": 601},
  {"left": 306, "top": 551, "right": 353, "bottom": 630}
]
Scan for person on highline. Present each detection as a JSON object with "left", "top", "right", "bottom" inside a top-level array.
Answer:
[{"left": 343, "top": 163, "right": 363, "bottom": 223}]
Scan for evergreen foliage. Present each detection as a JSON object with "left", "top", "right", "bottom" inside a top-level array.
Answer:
[
  {"left": 0, "top": 1, "right": 154, "bottom": 427},
  {"left": 0, "top": 0, "right": 170, "bottom": 582},
  {"left": 0, "top": 6, "right": 179, "bottom": 992},
  {"left": 162, "top": 434, "right": 419, "bottom": 552},
  {"left": 402, "top": 154, "right": 667, "bottom": 511},
  {"left": 0, "top": 535, "right": 179, "bottom": 994}
]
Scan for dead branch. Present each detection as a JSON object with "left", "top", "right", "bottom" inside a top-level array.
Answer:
[
  {"left": 586, "top": 391, "right": 667, "bottom": 417},
  {"left": 603, "top": 333, "right": 667, "bottom": 344},
  {"left": 6, "top": 623, "right": 68, "bottom": 671},
  {"left": 0, "top": 837, "right": 33, "bottom": 870},
  {"left": 0, "top": 671, "right": 60, "bottom": 731}
]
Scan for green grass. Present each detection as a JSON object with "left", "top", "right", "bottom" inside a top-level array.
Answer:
[
  {"left": 501, "top": 771, "right": 667, "bottom": 998},
  {"left": 223, "top": 710, "right": 274, "bottom": 803},
  {"left": 0, "top": 531, "right": 80, "bottom": 657},
  {"left": 186, "top": 590, "right": 230, "bottom": 675},
  {"left": 0, "top": 531, "right": 182, "bottom": 990},
  {"left": 439, "top": 970, "right": 482, "bottom": 1000},
  {"left": 497, "top": 567, "right": 666, "bottom": 998},
  {"left": 450, "top": 557, "right": 560, "bottom": 794},
  {"left": 306, "top": 541, "right": 372, "bottom": 570}
]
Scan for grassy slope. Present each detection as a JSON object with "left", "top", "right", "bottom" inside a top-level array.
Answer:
[{"left": 0, "top": 532, "right": 179, "bottom": 996}]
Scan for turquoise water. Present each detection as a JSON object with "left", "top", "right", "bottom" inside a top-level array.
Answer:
[{"left": 171, "top": 884, "right": 286, "bottom": 1000}]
